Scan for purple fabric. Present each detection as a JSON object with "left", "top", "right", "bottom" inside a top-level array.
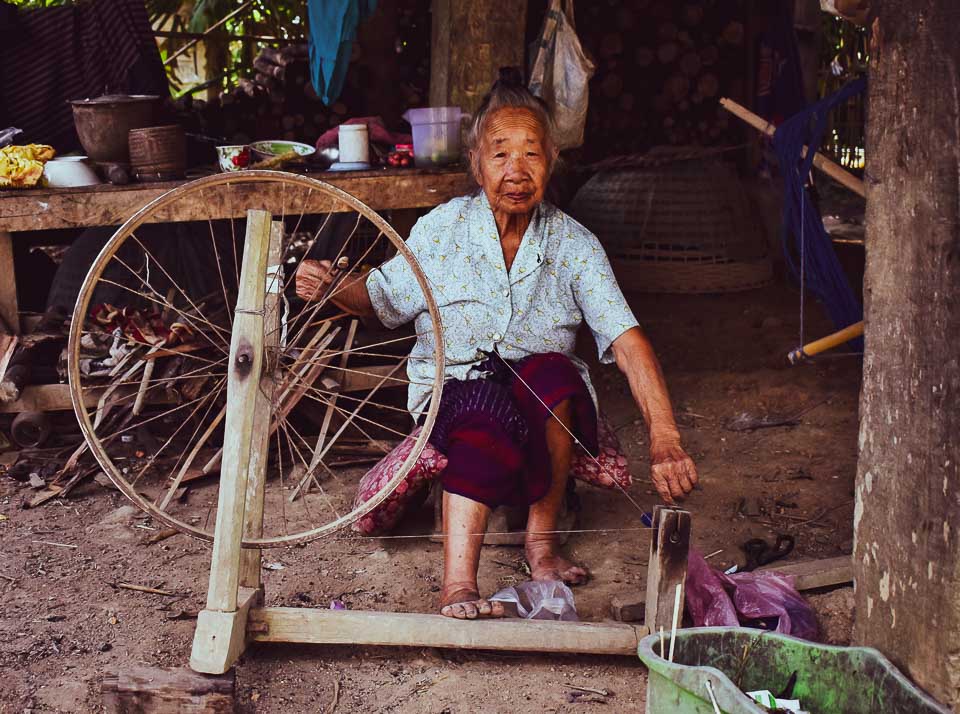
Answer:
[
  {"left": 431, "top": 352, "right": 598, "bottom": 508},
  {"left": 685, "top": 548, "right": 819, "bottom": 641}
]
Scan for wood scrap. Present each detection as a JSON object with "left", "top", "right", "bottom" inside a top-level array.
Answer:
[
  {"left": 112, "top": 582, "right": 179, "bottom": 597},
  {"left": 147, "top": 528, "right": 181, "bottom": 545},
  {"left": 102, "top": 666, "right": 236, "bottom": 714},
  {"left": 0, "top": 341, "right": 30, "bottom": 403},
  {"left": 759, "top": 556, "right": 852, "bottom": 591}
]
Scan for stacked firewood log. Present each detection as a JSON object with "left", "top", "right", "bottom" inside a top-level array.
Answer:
[{"left": 567, "top": 0, "right": 751, "bottom": 160}]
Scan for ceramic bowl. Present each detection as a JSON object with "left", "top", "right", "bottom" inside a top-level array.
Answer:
[
  {"left": 42, "top": 156, "right": 101, "bottom": 187},
  {"left": 217, "top": 145, "right": 251, "bottom": 172},
  {"left": 249, "top": 140, "right": 316, "bottom": 164}
]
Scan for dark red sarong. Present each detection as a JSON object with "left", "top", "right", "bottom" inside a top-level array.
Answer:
[{"left": 428, "top": 352, "right": 598, "bottom": 508}]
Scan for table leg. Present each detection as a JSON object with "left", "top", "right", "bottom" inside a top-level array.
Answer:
[{"left": 0, "top": 231, "right": 20, "bottom": 334}]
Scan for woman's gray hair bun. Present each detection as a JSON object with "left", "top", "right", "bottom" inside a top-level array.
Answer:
[{"left": 466, "top": 66, "right": 559, "bottom": 180}]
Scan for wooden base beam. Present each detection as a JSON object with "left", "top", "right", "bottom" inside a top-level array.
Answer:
[
  {"left": 248, "top": 607, "right": 646, "bottom": 656},
  {"left": 191, "top": 586, "right": 262, "bottom": 674}
]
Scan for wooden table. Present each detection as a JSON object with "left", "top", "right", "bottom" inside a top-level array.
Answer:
[{"left": 0, "top": 167, "right": 472, "bottom": 413}]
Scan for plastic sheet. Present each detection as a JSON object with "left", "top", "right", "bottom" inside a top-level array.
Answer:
[
  {"left": 685, "top": 548, "right": 819, "bottom": 641},
  {"left": 490, "top": 580, "right": 579, "bottom": 621}
]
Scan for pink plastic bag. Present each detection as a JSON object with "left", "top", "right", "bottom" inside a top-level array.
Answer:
[{"left": 685, "top": 548, "right": 819, "bottom": 641}]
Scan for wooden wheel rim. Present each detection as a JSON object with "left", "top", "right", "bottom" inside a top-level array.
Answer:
[{"left": 67, "top": 171, "right": 445, "bottom": 547}]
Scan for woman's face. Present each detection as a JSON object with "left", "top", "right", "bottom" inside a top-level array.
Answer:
[{"left": 473, "top": 107, "right": 552, "bottom": 216}]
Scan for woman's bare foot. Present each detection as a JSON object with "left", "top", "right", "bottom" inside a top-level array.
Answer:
[
  {"left": 525, "top": 544, "right": 590, "bottom": 586},
  {"left": 440, "top": 585, "right": 507, "bottom": 619}
]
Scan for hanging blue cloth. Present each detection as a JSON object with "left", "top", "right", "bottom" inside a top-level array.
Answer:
[
  {"left": 772, "top": 78, "right": 866, "bottom": 347},
  {"left": 308, "top": 0, "right": 377, "bottom": 106}
]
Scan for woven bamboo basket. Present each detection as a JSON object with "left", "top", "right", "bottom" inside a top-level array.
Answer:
[{"left": 569, "top": 152, "right": 772, "bottom": 293}]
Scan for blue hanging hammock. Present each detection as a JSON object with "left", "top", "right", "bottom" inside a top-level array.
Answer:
[{"left": 772, "top": 78, "right": 866, "bottom": 350}]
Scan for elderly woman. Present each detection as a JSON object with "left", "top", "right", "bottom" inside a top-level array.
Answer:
[{"left": 297, "top": 70, "right": 698, "bottom": 620}]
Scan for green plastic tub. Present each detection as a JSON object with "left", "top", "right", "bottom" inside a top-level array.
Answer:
[{"left": 638, "top": 627, "right": 950, "bottom": 714}]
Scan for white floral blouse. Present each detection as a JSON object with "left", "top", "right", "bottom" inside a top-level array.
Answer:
[{"left": 366, "top": 193, "right": 639, "bottom": 416}]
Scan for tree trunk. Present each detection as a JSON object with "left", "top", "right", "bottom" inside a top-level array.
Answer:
[
  {"left": 429, "top": 0, "right": 527, "bottom": 114},
  {"left": 854, "top": 0, "right": 960, "bottom": 707}
]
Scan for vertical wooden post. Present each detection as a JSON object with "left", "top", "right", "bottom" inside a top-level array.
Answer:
[
  {"left": 238, "top": 220, "right": 284, "bottom": 589},
  {"left": 854, "top": 2, "right": 960, "bottom": 707},
  {"left": 191, "top": 209, "right": 271, "bottom": 674},
  {"left": 644, "top": 506, "right": 691, "bottom": 635},
  {"left": 0, "top": 231, "right": 20, "bottom": 334},
  {"left": 429, "top": 0, "right": 527, "bottom": 115}
]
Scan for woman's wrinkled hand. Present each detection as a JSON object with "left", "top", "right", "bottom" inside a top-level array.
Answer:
[
  {"left": 649, "top": 438, "right": 699, "bottom": 505},
  {"left": 296, "top": 259, "right": 334, "bottom": 302}
]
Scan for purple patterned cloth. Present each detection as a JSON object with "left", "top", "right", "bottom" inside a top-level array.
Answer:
[{"left": 429, "top": 352, "right": 598, "bottom": 508}]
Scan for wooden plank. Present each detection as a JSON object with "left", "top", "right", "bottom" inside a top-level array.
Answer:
[
  {"left": 239, "top": 221, "right": 283, "bottom": 588},
  {"left": 0, "top": 231, "right": 18, "bottom": 333},
  {"left": 190, "top": 586, "right": 261, "bottom": 675},
  {"left": 760, "top": 556, "right": 853, "bottom": 591},
  {"left": 203, "top": 209, "right": 271, "bottom": 613},
  {"left": 644, "top": 506, "right": 691, "bottom": 634},
  {"left": 0, "top": 384, "right": 182, "bottom": 413},
  {"left": 248, "top": 608, "right": 645, "bottom": 656},
  {"left": 0, "top": 169, "right": 472, "bottom": 232},
  {"left": 102, "top": 665, "right": 235, "bottom": 713}
]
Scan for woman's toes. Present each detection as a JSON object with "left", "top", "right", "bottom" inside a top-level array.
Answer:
[
  {"left": 475, "top": 599, "right": 493, "bottom": 617},
  {"left": 563, "top": 565, "right": 590, "bottom": 586},
  {"left": 489, "top": 600, "right": 506, "bottom": 617}
]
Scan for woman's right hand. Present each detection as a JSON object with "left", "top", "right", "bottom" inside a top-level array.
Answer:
[{"left": 296, "top": 259, "right": 335, "bottom": 302}]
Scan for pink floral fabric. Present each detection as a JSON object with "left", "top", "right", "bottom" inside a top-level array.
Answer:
[
  {"left": 354, "top": 416, "right": 630, "bottom": 536},
  {"left": 352, "top": 427, "right": 447, "bottom": 536},
  {"left": 570, "top": 415, "right": 632, "bottom": 490}
]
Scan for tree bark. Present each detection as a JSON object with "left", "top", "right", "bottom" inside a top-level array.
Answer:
[
  {"left": 854, "top": 0, "right": 960, "bottom": 707},
  {"left": 429, "top": 0, "right": 527, "bottom": 114}
]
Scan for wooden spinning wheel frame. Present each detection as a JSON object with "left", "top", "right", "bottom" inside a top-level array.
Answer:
[
  {"left": 67, "top": 171, "right": 444, "bottom": 546},
  {"left": 66, "top": 172, "right": 688, "bottom": 675}
]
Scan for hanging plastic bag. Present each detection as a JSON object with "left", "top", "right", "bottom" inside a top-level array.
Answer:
[
  {"left": 490, "top": 580, "right": 579, "bottom": 621},
  {"left": 685, "top": 548, "right": 819, "bottom": 641},
  {"left": 528, "top": 0, "right": 596, "bottom": 150}
]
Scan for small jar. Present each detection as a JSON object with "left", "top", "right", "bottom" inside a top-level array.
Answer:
[{"left": 338, "top": 123, "right": 370, "bottom": 164}]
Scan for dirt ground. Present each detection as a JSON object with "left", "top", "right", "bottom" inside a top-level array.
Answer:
[{"left": 0, "top": 279, "right": 861, "bottom": 713}]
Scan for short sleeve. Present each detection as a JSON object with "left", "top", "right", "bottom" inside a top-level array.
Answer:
[
  {"left": 568, "top": 230, "right": 639, "bottom": 363},
  {"left": 365, "top": 218, "right": 432, "bottom": 329}
]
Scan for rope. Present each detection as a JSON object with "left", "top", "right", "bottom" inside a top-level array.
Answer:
[{"left": 772, "top": 78, "right": 866, "bottom": 349}]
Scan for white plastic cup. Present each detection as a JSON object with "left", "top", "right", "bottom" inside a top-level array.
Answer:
[
  {"left": 338, "top": 123, "right": 370, "bottom": 164},
  {"left": 402, "top": 107, "right": 465, "bottom": 167}
]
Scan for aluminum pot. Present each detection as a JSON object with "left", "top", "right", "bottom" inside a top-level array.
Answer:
[{"left": 70, "top": 95, "right": 160, "bottom": 163}]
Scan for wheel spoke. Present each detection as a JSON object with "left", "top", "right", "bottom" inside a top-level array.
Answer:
[
  {"left": 204, "top": 202, "right": 235, "bottom": 328},
  {"left": 92, "top": 275, "right": 229, "bottom": 358},
  {"left": 129, "top": 233, "right": 232, "bottom": 344},
  {"left": 130, "top": 376, "right": 226, "bottom": 488}
]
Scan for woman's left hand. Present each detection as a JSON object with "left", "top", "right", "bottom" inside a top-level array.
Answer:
[{"left": 649, "top": 438, "right": 699, "bottom": 505}]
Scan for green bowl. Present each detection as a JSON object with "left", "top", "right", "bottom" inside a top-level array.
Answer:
[{"left": 249, "top": 140, "right": 316, "bottom": 163}]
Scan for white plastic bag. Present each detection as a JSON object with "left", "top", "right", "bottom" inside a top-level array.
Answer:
[
  {"left": 528, "top": 0, "right": 596, "bottom": 150},
  {"left": 489, "top": 580, "right": 579, "bottom": 621}
]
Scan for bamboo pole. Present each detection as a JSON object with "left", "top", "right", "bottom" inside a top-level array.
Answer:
[
  {"left": 788, "top": 320, "right": 864, "bottom": 363},
  {"left": 719, "top": 97, "right": 866, "bottom": 198}
]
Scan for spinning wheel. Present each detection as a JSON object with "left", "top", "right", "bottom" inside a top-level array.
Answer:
[
  {"left": 67, "top": 171, "right": 444, "bottom": 546},
  {"left": 68, "top": 171, "right": 687, "bottom": 675}
]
